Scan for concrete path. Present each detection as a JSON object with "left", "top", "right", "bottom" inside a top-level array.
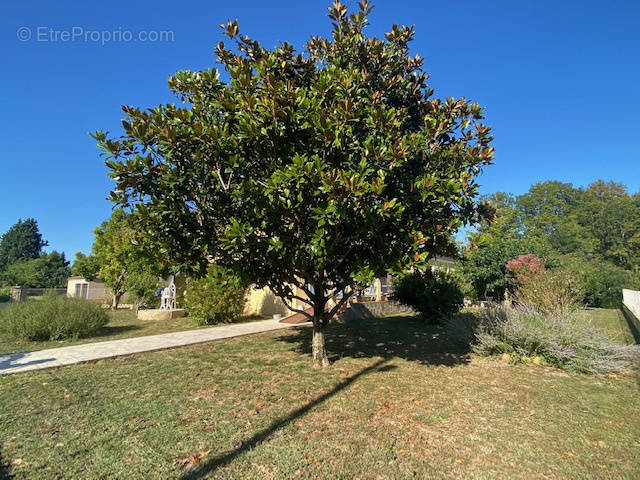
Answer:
[{"left": 0, "top": 319, "right": 306, "bottom": 376}]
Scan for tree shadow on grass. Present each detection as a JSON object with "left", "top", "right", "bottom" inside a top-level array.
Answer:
[
  {"left": 180, "top": 358, "right": 395, "bottom": 480},
  {"left": 0, "top": 352, "right": 56, "bottom": 372},
  {"left": 279, "top": 315, "right": 471, "bottom": 367},
  {"left": 0, "top": 450, "right": 12, "bottom": 480},
  {"left": 620, "top": 306, "right": 640, "bottom": 344}
]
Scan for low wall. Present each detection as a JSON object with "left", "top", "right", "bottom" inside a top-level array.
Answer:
[
  {"left": 623, "top": 289, "right": 640, "bottom": 317},
  {"left": 621, "top": 289, "right": 640, "bottom": 343},
  {"left": 137, "top": 309, "right": 187, "bottom": 321},
  {"left": 10, "top": 287, "right": 66, "bottom": 302},
  {"left": 343, "top": 301, "right": 413, "bottom": 321}
]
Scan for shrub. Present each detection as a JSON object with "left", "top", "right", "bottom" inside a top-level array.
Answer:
[
  {"left": 0, "top": 286, "right": 10, "bottom": 303},
  {"left": 185, "top": 265, "right": 247, "bottom": 325},
  {"left": 126, "top": 271, "right": 161, "bottom": 310},
  {"left": 391, "top": 269, "right": 464, "bottom": 322},
  {"left": 0, "top": 293, "right": 109, "bottom": 340},
  {"left": 446, "top": 304, "right": 639, "bottom": 374},
  {"left": 518, "top": 269, "right": 584, "bottom": 315},
  {"left": 506, "top": 254, "right": 583, "bottom": 316},
  {"left": 565, "top": 259, "right": 639, "bottom": 308}
]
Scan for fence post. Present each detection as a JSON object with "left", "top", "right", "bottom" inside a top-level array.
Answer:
[{"left": 10, "top": 286, "right": 22, "bottom": 302}]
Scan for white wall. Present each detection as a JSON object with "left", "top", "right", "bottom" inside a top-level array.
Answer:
[{"left": 622, "top": 289, "right": 640, "bottom": 319}]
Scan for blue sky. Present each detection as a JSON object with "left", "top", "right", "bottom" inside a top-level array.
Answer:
[{"left": 1, "top": 0, "right": 639, "bottom": 259}]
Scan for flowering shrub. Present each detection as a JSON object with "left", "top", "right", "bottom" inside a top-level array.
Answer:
[
  {"left": 506, "top": 254, "right": 544, "bottom": 281},
  {"left": 445, "top": 304, "right": 639, "bottom": 374},
  {"left": 506, "top": 254, "right": 583, "bottom": 315}
]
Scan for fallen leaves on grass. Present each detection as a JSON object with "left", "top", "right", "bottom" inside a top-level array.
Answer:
[
  {"left": 174, "top": 450, "right": 211, "bottom": 467},
  {"left": 250, "top": 400, "right": 267, "bottom": 415}
]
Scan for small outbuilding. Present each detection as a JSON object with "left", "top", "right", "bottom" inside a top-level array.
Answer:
[{"left": 66, "top": 276, "right": 128, "bottom": 303}]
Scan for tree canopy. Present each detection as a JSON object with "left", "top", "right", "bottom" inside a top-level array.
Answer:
[
  {"left": 90, "top": 209, "right": 164, "bottom": 308},
  {"left": 0, "top": 218, "right": 48, "bottom": 272},
  {"left": 463, "top": 180, "right": 640, "bottom": 305},
  {"left": 71, "top": 252, "right": 101, "bottom": 281},
  {"left": 2, "top": 251, "right": 70, "bottom": 288},
  {"left": 95, "top": 1, "right": 494, "bottom": 366},
  {"left": 0, "top": 219, "right": 68, "bottom": 288}
]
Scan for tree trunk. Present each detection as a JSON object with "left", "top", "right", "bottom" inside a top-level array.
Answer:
[
  {"left": 312, "top": 322, "right": 330, "bottom": 368},
  {"left": 112, "top": 294, "right": 121, "bottom": 310}
]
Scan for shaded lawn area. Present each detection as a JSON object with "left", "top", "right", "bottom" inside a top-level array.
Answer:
[
  {"left": 0, "top": 309, "right": 266, "bottom": 356},
  {"left": 1, "top": 315, "right": 638, "bottom": 479}
]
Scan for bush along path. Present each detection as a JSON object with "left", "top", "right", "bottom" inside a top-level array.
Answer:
[{"left": 0, "top": 318, "right": 305, "bottom": 375}]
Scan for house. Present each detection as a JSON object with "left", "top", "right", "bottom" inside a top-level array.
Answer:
[
  {"left": 243, "top": 285, "right": 306, "bottom": 317},
  {"left": 244, "top": 255, "right": 457, "bottom": 317}
]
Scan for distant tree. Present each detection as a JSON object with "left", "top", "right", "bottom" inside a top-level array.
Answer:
[
  {"left": 95, "top": 1, "right": 494, "bottom": 367},
  {"left": 71, "top": 252, "right": 101, "bottom": 281},
  {"left": 462, "top": 233, "right": 550, "bottom": 300},
  {"left": 2, "top": 251, "right": 70, "bottom": 288},
  {"left": 92, "top": 210, "right": 163, "bottom": 309},
  {"left": 516, "top": 181, "right": 589, "bottom": 255},
  {"left": 561, "top": 255, "right": 640, "bottom": 308},
  {"left": 463, "top": 181, "right": 640, "bottom": 302},
  {"left": 92, "top": 211, "right": 131, "bottom": 308},
  {"left": 577, "top": 181, "right": 640, "bottom": 270},
  {"left": 0, "top": 218, "right": 48, "bottom": 271},
  {"left": 463, "top": 192, "right": 551, "bottom": 300},
  {"left": 513, "top": 180, "right": 640, "bottom": 269}
]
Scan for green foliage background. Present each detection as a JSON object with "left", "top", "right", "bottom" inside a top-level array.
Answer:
[
  {"left": 463, "top": 180, "right": 640, "bottom": 306},
  {"left": 391, "top": 270, "right": 464, "bottom": 321},
  {"left": 185, "top": 265, "right": 247, "bottom": 325}
]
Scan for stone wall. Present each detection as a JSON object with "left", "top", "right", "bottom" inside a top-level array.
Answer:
[
  {"left": 10, "top": 286, "right": 66, "bottom": 302},
  {"left": 342, "top": 300, "right": 414, "bottom": 321}
]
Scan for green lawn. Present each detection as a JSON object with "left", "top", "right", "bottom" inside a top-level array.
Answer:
[
  {"left": 0, "top": 309, "right": 266, "bottom": 356},
  {"left": 1, "top": 313, "right": 638, "bottom": 479},
  {"left": 582, "top": 307, "right": 637, "bottom": 344}
]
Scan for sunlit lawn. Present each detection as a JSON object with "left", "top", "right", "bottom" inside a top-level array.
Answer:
[
  {"left": 1, "top": 311, "right": 638, "bottom": 479},
  {"left": 582, "top": 307, "right": 638, "bottom": 344},
  {"left": 0, "top": 309, "right": 265, "bottom": 356}
]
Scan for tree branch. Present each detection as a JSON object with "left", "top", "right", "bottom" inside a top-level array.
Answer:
[
  {"left": 327, "top": 289, "right": 355, "bottom": 320},
  {"left": 280, "top": 296, "right": 313, "bottom": 320}
]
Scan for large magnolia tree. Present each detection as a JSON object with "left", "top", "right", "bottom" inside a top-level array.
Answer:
[{"left": 95, "top": 1, "right": 494, "bottom": 367}]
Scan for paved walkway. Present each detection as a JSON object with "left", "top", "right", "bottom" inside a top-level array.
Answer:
[{"left": 0, "top": 318, "right": 305, "bottom": 376}]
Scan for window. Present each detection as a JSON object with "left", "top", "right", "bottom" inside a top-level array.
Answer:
[{"left": 75, "top": 283, "right": 89, "bottom": 299}]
